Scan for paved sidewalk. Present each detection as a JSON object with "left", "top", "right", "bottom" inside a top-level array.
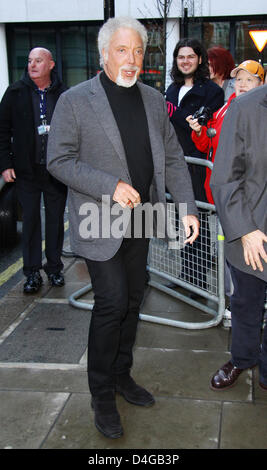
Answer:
[{"left": 0, "top": 253, "right": 266, "bottom": 452}]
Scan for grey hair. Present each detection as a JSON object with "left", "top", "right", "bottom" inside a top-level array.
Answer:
[{"left": 98, "top": 16, "right": 148, "bottom": 68}]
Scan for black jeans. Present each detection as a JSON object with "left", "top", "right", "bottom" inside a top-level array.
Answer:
[
  {"left": 230, "top": 264, "right": 267, "bottom": 385},
  {"left": 16, "top": 167, "right": 67, "bottom": 276},
  {"left": 85, "top": 237, "right": 150, "bottom": 396}
]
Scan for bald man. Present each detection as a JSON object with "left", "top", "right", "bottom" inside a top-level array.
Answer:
[{"left": 0, "top": 47, "right": 67, "bottom": 293}]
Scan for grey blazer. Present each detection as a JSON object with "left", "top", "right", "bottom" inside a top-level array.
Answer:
[
  {"left": 47, "top": 73, "right": 198, "bottom": 261},
  {"left": 210, "top": 85, "right": 267, "bottom": 282}
]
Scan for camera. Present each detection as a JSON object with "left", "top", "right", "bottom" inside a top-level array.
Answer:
[{"left": 192, "top": 106, "right": 212, "bottom": 126}]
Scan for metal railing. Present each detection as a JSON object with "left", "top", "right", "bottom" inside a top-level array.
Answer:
[
  {"left": 69, "top": 157, "right": 226, "bottom": 329},
  {"left": 139, "top": 156, "right": 225, "bottom": 329},
  {"left": 141, "top": 201, "right": 225, "bottom": 329}
]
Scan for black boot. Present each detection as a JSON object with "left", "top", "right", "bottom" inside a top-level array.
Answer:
[
  {"left": 91, "top": 391, "right": 123, "bottom": 439},
  {"left": 116, "top": 374, "right": 155, "bottom": 407}
]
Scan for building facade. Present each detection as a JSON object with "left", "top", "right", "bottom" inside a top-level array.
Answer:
[{"left": 0, "top": 0, "right": 266, "bottom": 98}]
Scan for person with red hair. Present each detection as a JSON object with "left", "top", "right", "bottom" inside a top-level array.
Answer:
[{"left": 208, "top": 46, "right": 235, "bottom": 101}]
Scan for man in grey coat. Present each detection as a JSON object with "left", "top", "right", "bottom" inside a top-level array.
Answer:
[
  {"left": 47, "top": 17, "right": 199, "bottom": 439},
  {"left": 210, "top": 84, "right": 267, "bottom": 392}
]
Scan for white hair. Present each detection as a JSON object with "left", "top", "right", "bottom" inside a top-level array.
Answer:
[{"left": 98, "top": 16, "right": 148, "bottom": 68}]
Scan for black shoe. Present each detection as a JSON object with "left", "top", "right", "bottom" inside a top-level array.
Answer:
[
  {"left": 23, "top": 271, "right": 43, "bottom": 294},
  {"left": 47, "top": 272, "right": 65, "bottom": 287},
  {"left": 116, "top": 374, "right": 155, "bottom": 407},
  {"left": 91, "top": 391, "right": 123, "bottom": 439}
]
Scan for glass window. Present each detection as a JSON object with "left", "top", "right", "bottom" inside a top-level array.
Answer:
[
  {"left": 186, "top": 18, "right": 266, "bottom": 67},
  {"left": 187, "top": 21, "right": 202, "bottom": 41},
  {"left": 141, "top": 22, "right": 164, "bottom": 92},
  {"left": 235, "top": 20, "right": 265, "bottom": 65},
  {"left": 60, "top": 24, "right": 100, "bottom": 86},
  {"left": 30, "top": 27, "right": 57, "bottom": 58},
  {"left": 203, "top": 22, "right": 230, "bottom": 50},
  {"left": 61, "top": 25, "right": 88, "bottom": 86},
  {"left": 87, "top": 26, "right": 101, "bottom": 77},
  {"left": 7, "top": 26, "right": 30, "bottom": 82},
  {"left": 6, "top": 21, "right": 166, "bottom": 90},
  {"left": 188, "top": 21, "right": 230, "bottom": 50},
  {"left": 6, "top": 18, "right": 266, "bottom": 89},
  {"left": 6, "top": 22, "right": 101, "bottom": 88},
  {"left": 6, "top": 25, "right": 57, "bottom": 83}
]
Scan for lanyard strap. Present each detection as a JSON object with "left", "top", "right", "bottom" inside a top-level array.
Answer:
[{"left": 37, "top": 89, "right": 47, "bottom": 120}]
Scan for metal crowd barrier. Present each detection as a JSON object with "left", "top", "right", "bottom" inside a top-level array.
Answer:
[
  {"left": 140, "top": 157, "right": 225, "bottom": 329},
  {"left": 142, "top": 200, "right": 225, "bottom": 329},
  {"left": 69, "top": 157, "right": 226, "bottom": 330}
]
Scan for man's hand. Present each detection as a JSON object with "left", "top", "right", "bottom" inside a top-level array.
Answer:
[
  {"left": 2, "top": 168, "right": 16, "bottom": 183},
  {"left": 113, "top": 180, "right": 141, "bottom": 209},
  {"left": 182, "top": 215, "right": 199, "bottom": 244},
  {"left": 241, "top": 230, "right": 267, "bottom": 272}
]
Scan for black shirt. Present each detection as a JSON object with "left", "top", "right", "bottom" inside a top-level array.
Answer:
[{"left": 100, "top": 71, "right": 154, "bottom": 204}]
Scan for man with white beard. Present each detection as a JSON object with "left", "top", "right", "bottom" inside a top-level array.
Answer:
[{"left": 47, "top": 17, "right": 199, "bottom": 439}]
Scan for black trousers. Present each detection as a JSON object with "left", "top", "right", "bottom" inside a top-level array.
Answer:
[
  {"left": 230, "top": 264, "right": 267, "bottom": 385},
  {"left": 85, "top": 237, "right": 150, "bottom": 396},
  {"left": 16, "top": 167, "right": 67, "bottom": 276}
]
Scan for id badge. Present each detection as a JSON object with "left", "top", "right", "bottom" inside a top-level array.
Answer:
[{"left": 38, "top": 121, "right": 50, "bottom": 135}]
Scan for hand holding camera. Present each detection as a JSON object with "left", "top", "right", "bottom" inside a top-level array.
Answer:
[
  {"left": 192, "top": 106, "right": 212, "bottom": 126},
  {"left": 186, "top": 114, "right": 202, "bottom": 136},
  {"left": 186, "top": 106, "right": 213, "bottom": 136}
]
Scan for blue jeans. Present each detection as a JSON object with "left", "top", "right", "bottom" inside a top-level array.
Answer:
[{"left": 230, "top": 264, "right": 267, "bottom": 385}]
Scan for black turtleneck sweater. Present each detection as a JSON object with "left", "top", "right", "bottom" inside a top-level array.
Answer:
[{"left": 100, "top": 71, "right": 154, "bottom": 204}]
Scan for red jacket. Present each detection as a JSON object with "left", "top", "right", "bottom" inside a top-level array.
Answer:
[{"left": 191, "top": 92, "right": 236, "bottom": 203}]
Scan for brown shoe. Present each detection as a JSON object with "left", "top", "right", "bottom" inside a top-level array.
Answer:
[{"left": 210, "top": 360, "right": 245, "bottom": 391}]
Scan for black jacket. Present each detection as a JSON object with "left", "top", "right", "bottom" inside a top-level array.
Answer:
[
  {"left": 0, "top": 68, "right": 66, "bottom": 179},
  {"left": 166, "top": 79, "right": 224, "bottom": 201}
]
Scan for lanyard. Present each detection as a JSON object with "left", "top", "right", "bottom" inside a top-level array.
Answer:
[
  {"left": 36, "top": 89, "right": 50, "bottom": 138},
  {"left": 37, "top": 89, "right": 47, "bottom": 121}
]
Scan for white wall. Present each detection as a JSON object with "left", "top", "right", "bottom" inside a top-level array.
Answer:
[
  {"left": 1, "top": 0, "right": 267, "bottom": 23},
  {"left": 0, "top": 0, "right": 104, "bottom": 23},
  {"left": 201, "top": 0, "right": 267, "bottom": 17},
  {"left": 165, "top": 18, "right": 180, "bottom": 90},
  {"left": 0, "top": 24, "right": 9, "bottom": 100},
  {"left": 115, "top": 0, "right": 177, "bottom": 18},
  {"left": 114, "top": 0, "right": 267, "bottom": 19}
]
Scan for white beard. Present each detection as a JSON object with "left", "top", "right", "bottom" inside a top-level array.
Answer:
[{"left": 116, "top": 66, "right": 139, "bottom": 88}]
